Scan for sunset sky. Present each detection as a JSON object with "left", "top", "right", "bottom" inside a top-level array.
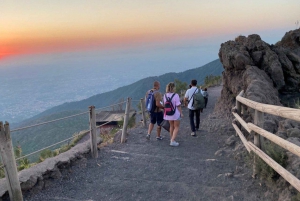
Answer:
[{"left": 1, "top": 0, "right": 299, "bottom": 60}]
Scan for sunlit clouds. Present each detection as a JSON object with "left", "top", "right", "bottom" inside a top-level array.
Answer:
[{"left": 0, "top": 0, "right": 299, "bottom": 59}]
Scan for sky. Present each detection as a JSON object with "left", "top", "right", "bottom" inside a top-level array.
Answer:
[{"left": 1, "top": 0, "right": 299, "bottom": 60}]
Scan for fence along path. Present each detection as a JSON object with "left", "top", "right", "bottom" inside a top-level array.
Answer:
[
  {"left": 232, "top": 90, "right": 300, "bottom": 192},
  {"left": 25, "top": 86, "right": 272, "bottom": 201},
  {"left": 0, "top": 98, "right": 132, "bottom": 200}
]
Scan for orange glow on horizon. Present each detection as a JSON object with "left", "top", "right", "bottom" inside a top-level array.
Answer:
[
  {"left": 1, "top": 0, "right": 298, "bottom": 60},
  {"left": 0, "top": 29, "right": 207, "bottom": 59}
]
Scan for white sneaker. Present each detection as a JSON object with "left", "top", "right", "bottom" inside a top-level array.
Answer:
[{"left": 170, "top": 141, "right": 179, "bottom": 147}]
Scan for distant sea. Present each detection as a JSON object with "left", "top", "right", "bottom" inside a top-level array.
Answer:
[{"left": 0, "top": 43, "right": 218, "bottom": 123}]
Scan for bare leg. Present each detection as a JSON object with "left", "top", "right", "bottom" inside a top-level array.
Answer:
[
  {"left": 169, "top": 120, "right": 175, "bottom": 139},
  {"left": 171, "top": 120, "right": 180, "bottom": 142},
  {"left": 156, "top": 126, "right": 162, "bottom": 137},
  {"left": 148, "top": 123, "right": 154, "bottom": 135}
]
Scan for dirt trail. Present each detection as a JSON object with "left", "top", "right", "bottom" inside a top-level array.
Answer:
[{"left": 24, "top": 86, "right": 270, "bottom": 201}]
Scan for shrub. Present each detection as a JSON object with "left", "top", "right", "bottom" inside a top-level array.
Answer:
[
  {"left": 255, "top": 142, "right": 288, "bottom": 183},
  {"left": 0, "top": 164, "right": 5, "bottom": 179},
  {"left": 291, "top": 193, "right": 300, "bottom": 201},
  {"left": 14, "top": 145, "right": 33, "bottom": 171},
  {"left": 203, "top": 75, "right": 222, "bottom": 88},
  {"left": 38, "top": 149, "right": 56, "bottom": 162}
]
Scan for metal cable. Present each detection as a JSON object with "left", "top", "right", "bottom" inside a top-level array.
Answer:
[
  {"left": 11, "top": 111, "right": 90, "bottom": 132},
  {"left": 11, "top": 100, "right": 130, "bottom": 161},
  {"left": 15, "top": 131, "right": 90, "bottom": 161},
  {"left": 94, "top": 101, "right": 127, "bottom": 112},
  {"left": 96, "top": 120, "right": 114, "bottom": 129}
]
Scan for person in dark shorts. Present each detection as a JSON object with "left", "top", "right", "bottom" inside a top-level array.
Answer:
[{"left": 145, "top": 81, "right": 164, "bottom": 140}]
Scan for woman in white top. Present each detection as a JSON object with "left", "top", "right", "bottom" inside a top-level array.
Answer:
[{"left": 163, "top": 82, "right": 183, "bottom": 147}]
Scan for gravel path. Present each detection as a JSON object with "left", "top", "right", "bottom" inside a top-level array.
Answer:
[{"left": 24, "top": 86, "right": 271, "bottom": 201}]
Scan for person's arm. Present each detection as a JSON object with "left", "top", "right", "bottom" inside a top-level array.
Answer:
[
  {"left": 184, "top": 90, "right": 189, "bottom": 107},
  {"left": 145, "top": 91, "right": 148, "bottom": 103},
  {"left": 176, "top": 94, "right": 183, "bottom": 117},
  {"left": 156, "top": 93, "right": 164, "bottom": 109}
]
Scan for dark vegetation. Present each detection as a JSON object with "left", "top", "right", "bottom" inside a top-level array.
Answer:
[{"left": 247, "top": 142, "right": 288, "bottom": 184}]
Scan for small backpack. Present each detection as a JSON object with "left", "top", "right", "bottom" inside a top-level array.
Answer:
[
  {"left": 164, "top": 93, "right": 176, "bottom": 116},
  {"left": 146, "top": 90, "right": 156, "bottom": 112},
  {"left": 192, "top": 89, "right": 205, "bottom": 110}
]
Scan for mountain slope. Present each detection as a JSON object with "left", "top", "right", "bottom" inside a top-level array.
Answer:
[
  {"left": 12, "top": 59, "right": 223, "bottom": 158},
  {"left": 31, "top": 59, "right": 222, "bottom": 119}
]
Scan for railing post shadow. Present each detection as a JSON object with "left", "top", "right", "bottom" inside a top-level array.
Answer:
[
  {"left": 89, "top": 106, "right": 98, "bottom": 158},
  {"left": 140, "top": 98, "right": 147, "bottom": 128},
  {"left": 235, "top": 91, "right": 244, "bottom": 136},
  {"left": 121, "top": 97, "right": 131, "bottom": 143},
  {"left": 0, "top": 121, "right": 23, "bottom": 201},
  {"left": 252, "top": 109, "right": 264, "bottom": 178}
]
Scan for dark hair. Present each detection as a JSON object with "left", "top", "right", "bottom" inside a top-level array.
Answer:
[
  {"left": 204, "top": 88, "right": 207, "bottom": 91},
  {"left": 191, "top": 79, "right": 197, "bottom": 86}
]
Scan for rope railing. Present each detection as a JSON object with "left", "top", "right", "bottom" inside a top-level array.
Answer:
[
  {"left": 15, "top": 130, "right": 91, "bottom": 161},
  {"left": 15, "top": 118, "right": 118, "bottom": 162},
  {"left": 96, "top": 120, "right": 115, "bottom": 129},
  {"left": 12, "top": 102, "right": 128, "bottom": 161},
  {"left": 0, "top": 98, "right": 134, "bottom": 200},
  {"left": 94, "top": 100, "right": 127, "bottom": 112},
  {"left": 11, "top": 111, "right": 90, "bottom": 133}
]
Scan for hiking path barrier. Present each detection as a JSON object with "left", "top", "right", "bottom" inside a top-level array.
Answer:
[
  {"left": 0, "top": 98, "right": 132, "bottom": 200},
  {"left": 232, "top": 90, "right": 300, "bottom": 192}
]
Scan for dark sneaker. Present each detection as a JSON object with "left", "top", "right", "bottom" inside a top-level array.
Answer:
[
  {"left": 156, "top": 136, "right": 163, "bottom": 140},
  {"left": 146, "top": 134, "right": 150, "bottom": 140}
]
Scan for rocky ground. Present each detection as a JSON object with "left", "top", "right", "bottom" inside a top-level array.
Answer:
[{"left": 23, "top": 86, "right": 274, "bottom": 201}]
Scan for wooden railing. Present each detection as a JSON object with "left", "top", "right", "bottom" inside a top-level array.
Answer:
[{"left": 232, "top": 90, "right": 300, "bottom": 192}]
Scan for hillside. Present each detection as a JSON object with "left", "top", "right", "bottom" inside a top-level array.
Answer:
[
  {"left": 19, "top": 59, "right": 222, "bottom": 123},
  {"left": 11, "top": 59, "right": 223, "bottom": 160}
]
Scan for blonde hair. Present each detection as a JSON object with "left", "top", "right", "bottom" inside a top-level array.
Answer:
[{"left": 166, "top": 82, "right": 175, "bottom": 93}]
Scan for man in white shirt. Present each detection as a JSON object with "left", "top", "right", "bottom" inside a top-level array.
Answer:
[{"left": 184, "top": 79, "right": 201, "bottom": 137}]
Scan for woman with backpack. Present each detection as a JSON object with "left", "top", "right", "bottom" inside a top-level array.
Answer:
[{"left": 163, "top": 82, "right": 183, "bottom": 147}]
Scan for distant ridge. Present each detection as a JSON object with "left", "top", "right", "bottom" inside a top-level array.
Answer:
[
  {"left": 18, "top": 59, "right": 222, "bottom": 125},
  {"left": 12, "top": 59, "right": 223, "bottom": 157}
]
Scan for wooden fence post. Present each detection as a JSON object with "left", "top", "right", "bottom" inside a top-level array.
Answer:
[
  {"left": 252, "top": 109, "right": 264, "bottom": 178},
  {"left": 241, "top": 104, "right": 246, "bottom": 119},
  {"left": 121, "top": 97, "right": 131, "bottom": 143},
  {"left": 236, "top": 91, "right": 244, "bottom": 132},
  {"left": 0, "top": 122, "right": 23, "bottom": 201},
  {"left": 89, "top": 106, "right": 98, "bottom": 158},
  {"left": 140, "top": 98, "right": 147, "bottom": 128}
]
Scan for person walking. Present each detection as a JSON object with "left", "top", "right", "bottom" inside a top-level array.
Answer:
[
  {"left": 163, "top": 82, "right": 183, "bottom": 147},
  {"left": 145, "top": 81, "right": 164, "bottom": 140},
  {"left": 202, "top": 88, "right": 209, "bottom": 108},
  {"left": 184, "top": 79, "right": 201, "bottom": 137}
]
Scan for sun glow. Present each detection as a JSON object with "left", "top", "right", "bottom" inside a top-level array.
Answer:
[{"left": 0, "top": 0, "right": 298, "bottom": 59}]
